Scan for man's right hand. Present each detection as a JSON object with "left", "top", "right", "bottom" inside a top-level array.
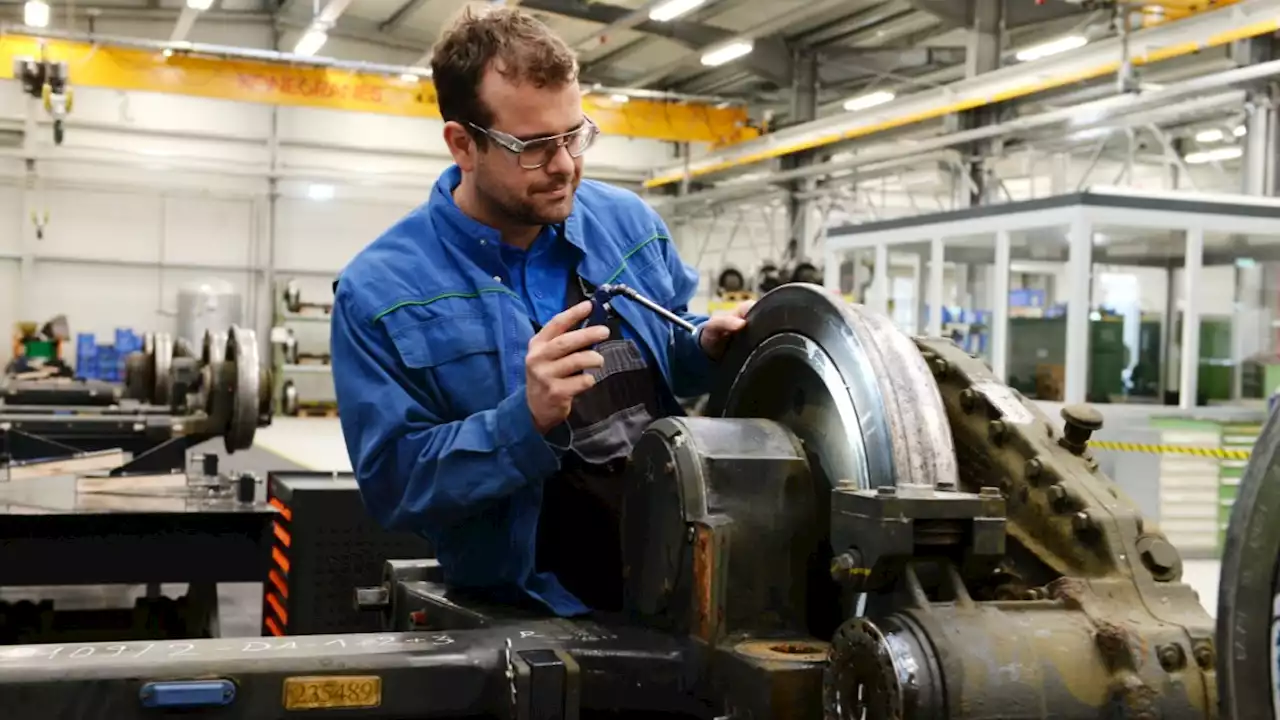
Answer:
[{"left": 525, "top": 300, "right": 610, "bottom": 434}]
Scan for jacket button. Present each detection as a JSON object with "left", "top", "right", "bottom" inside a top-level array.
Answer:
[
  {"left": 480, "top": 239, "right": 487, "bottom": 246},
  {"left": 493, "top": 276, "right": 502, "bottom": 283}
]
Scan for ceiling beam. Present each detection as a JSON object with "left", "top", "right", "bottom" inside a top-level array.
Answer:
[
  {"left": 520, "top": 0, "right": 734, "bottom": 49},
  {"left": 380, "top": 0, "right": 429, "bottom": 34}
]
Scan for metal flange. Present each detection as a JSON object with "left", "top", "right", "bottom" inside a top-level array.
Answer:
[
  {"left": 152, "top": 332, "right": 174, "bottom": 408},
  {"left": 199, "top": 330, "right": 228, "bottom": 415},
  {"left": 706, "top": 283, "right": 957, "bottom": 492},
  {"left": 222, "top": 326, "right": 260, "bottom": 453}
]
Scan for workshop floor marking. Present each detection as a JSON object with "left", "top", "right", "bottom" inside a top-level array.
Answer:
[{"left": 1090, "top": 440, "right": 1251, "bottom": 461}]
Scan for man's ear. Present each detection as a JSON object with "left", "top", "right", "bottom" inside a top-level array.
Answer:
[{"left": 443, "top": 121, "right": 476, "bottom": 171}]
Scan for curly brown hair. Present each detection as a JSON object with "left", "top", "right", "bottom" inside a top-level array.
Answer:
[{"left": 431, "top": 5, "right": 579, "bottom": 139}]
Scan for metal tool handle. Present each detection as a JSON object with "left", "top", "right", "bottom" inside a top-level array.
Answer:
[{"left": 599, "top": 284, "right": 698, "bottom": 334}]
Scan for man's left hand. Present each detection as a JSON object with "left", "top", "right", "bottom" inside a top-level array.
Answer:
[{"left": 699, "top": 301, "right": 755, "bottom": 361}]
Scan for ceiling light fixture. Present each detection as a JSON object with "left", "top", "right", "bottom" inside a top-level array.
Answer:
[
  {"left": 294, "top": 28, "right": 328, "bottom": 58},
  {"left": 1185, "top": 146, "right": 1243, "bottom": 164},
  {"left": 700, "top": 40, "right": 753, "bottom": 67},
  {"left": 843, "top": 90, "right": 895, "bottom": 112},
  {"left": 1195, "top": 128, "right": 1225, "bottom": 143},
  {"left": 1015, "top": 35, "right": 1088, "bottom": 62},
  {"left": 186, "top": 0, "right": 213, "bottom": 9},
  {"left": 1233, "top": 125, "right": 1248, "bottom": 137},
  {"left": 649, "top": 0, "right": 707, "bottom": 22},
  {"left": 399, "top": 73, "right": 420, "bottom": 82},
  {"left": 307, "top": 183, "right": 335, "bottom": 201},
  {"left": 23, "top": 0, "right": 49, "bottom": 28},
  {"left": 610, "top": 93, "right": 630, "bottom": 104}
]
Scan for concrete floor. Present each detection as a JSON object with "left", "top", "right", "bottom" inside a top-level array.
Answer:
[{"left": 1, "top": 417, "right": 1229, "bottom": 641}]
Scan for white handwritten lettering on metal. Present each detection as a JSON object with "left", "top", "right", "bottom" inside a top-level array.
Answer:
[
  {"left": 324, "top": 639, "right": 347, "bottom": 648},
  {"left": 70, "top": 647, "right": 95, "bottom": 658},
  {"left": 433, "top": 635, "right": 454, "bottom": 645}
]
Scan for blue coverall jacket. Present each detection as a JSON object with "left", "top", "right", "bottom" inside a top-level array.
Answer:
[{"left": 331, "top": 165, "right": 713, "bottom": 616}]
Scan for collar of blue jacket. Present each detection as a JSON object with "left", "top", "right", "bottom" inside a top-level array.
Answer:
[{"left": 330, "top": 164, "right": 715, "bottom": 617}]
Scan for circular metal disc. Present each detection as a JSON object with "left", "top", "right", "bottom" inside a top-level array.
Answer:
[
  {"left": 706, "top": 284, "right": 956, "bottom": 491},
  {"left": 258, "top": 365, "right": 274, "bottom": 423},
  {"left": 153, "top": 332, "right": 174, "bottom": 407},
  {"left": 200, "top": 330, "right": 228, "bottom": 414},
  {"left": 123, "top": 352, "right": 149, "bottom": 401},
  {"left": 824, "top": 618, "right": 903, "bottom": 720},
  {"left": 1217, "top": 408, "right": 1280, "bottom": 720},
  {"left": 223, "top": 326, "right": 261, "bottom": 452}
]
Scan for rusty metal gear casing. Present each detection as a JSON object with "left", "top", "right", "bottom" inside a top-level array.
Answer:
[{"left": 890, "top": 337, "right": 1218, "bottom": 720}]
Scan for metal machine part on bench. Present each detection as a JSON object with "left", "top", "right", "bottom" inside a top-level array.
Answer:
[
  {"left": 0, "top": 284, "right": 1269, "bottom": 720},
  {"left": 0, "top": 326, "right": 274, "bottom": 474}
]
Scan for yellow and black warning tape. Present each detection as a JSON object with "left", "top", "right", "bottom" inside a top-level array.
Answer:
[{"left": 1090, "top": 441, "right": 1251, "bottom": 461}]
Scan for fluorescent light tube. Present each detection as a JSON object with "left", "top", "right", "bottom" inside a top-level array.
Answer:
[
  {"left": 649, "top": 0, "right": 706, "bottom": 22},
  {"left": 294, "top": 28, "right": 328, "bottom": 57},
  {"left": 1195, "top": 129, "right": 1224, "bottom": 143},
  {"left": 1185, "top": 146, "right": 1243, "bottom": 164},
  {"left": 843, "top": 91, "right": 895, "bottom": 112},
  {"left": 1015, "top": 35, "right": 1088, "bottom": 62},
  {"left": 701, "top": 40, "right": 753, "bottom": 67}
]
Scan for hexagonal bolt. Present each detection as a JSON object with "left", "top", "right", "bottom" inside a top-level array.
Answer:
[
  {"left": 877, "top": 485, "right": 897, "bottom": 496},
  {"left": 1158, "top": 643, "right": 1186, "bottom": 672},
  {"left": 1138, "top": 537, "right": 1179, "bottom": 578},
  {"left": 830, "top": 550, "right": 864, "bottom": 586},
  {"left": 354, "top": 586, "right": 390, "bottom": 611},
  {"left": 1193, "top": 643, "right": 1214, "bottom": 670},
  {"left": 979, "top": 486, "right": 1002, "bottom": 499},
  {"left": 959, "top": 389, "right": 977, "bottom": 413},
  {"left": 1073, "top": 511, "right": 1099, "bottom": 540},
  {"left": 1025, "top": 458, "right": 1043, "bottom": 481},
  {"left": 1059, "top": 404, "right": 1104, "bottom": 455},
  {"left": 988, "top": 420, "right": 1008, "bottom": 445},
  {"left": 931, "top": 358, "right": 949, "bottom": 378},
  {"left": 936, "top": 480, "right": 957, "bottom": 492},
  {"left": 1047, "top": 484, "right": 1070, "bottom": 509}
]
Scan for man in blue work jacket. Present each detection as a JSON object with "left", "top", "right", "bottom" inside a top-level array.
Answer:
[{"left": 330, "top": 6, "right": 751, "bottom": 617}]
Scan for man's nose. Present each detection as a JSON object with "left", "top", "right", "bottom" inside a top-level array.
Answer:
[{"left": 544, "top": 142, "right": 575, "bottom": 176}]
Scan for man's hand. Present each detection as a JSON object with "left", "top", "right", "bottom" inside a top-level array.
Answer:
[
  {"left": 699, "top": 301, "right": 755, "bottom": 361},
  {"left": 526, "top": 300, "right": 610, "bottom": 434}
]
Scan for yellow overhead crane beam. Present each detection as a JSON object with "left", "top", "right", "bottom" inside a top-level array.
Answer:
[
  {"left": 0, "top": 34, "right": 759, "bottom": 146},
  {"left": 643, "top": 1, "right": 1278, "bottom": 189}
]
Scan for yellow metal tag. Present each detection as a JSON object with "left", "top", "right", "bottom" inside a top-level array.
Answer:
[{"left": 282, "top": 675, "right": 382, "bottom": 711}]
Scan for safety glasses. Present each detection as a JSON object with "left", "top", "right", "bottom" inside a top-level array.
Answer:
[{"left": 467, "top": 118, "right": 600, "bottom": 170}]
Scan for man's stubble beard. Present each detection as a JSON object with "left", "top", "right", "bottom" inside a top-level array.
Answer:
[{"left": 476, "top": 169, "right": 577, "bottom": 227}]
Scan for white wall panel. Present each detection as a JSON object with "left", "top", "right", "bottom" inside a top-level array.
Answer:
[
  {"left": 161, "top": 196, "right": 256, "bottom": 268},
  {"left": 0, "top": 184, "right": 22, "bottom": 255},
  {"left": 65, "top": 87, "right": 273, "bottom": 141},
  {"left": 31, "top": 262, "right": 168, "bottom": 342},
  {"left": 37, "top": 187, "right": 162, "bottom": 263},
  {"left": 0, "top": 260, "right": 18, "bottom": 365},
  {"left": 0, "top": 80, "right": 26, "bottom": 119},
  {"left": 274, "top": 196, "right": 412, "bottom": 273}
]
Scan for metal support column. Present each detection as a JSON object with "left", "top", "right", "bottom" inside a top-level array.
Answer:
[
  {"left": 786, "top": 51, "right": 819, "bottom": 262},
  {"left": 1064, "top": 217, "right": 1094, "bottom": 404},
  {"left": 872, "top": 242, "right": 890, "bottom": 315},
  {"left": 955, "top": 0, "right": 1004, "bottom": 207},
  {"left": 1180, "top": 227, "right": 1204, "bottom": 410},
  {"left": 18, "top": 97, "right": 39, "bottom": 320},
  {"left": 992, "top": 230, "right": 1011, "bottom": 382},
  {"left": 928, "top": 237, "right": 945, "bottom": 337},
  {"left": 1243, "top": 93, "right": 1275, "bottom": 196}
]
